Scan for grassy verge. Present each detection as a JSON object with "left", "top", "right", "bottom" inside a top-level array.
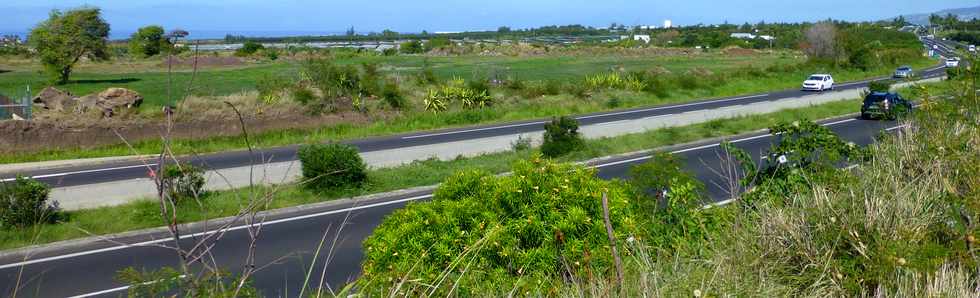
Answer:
[
  {"left": 0, "top": 97, "right": 866, "bottom": 251},
  {"left": 0, "top": 57, "right": 935, "bottom": 165}
]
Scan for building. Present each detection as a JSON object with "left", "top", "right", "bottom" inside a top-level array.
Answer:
[
  {"left": 664, "top": 20, "right": 672, "bottom": 28},
  {"left": 633, "top": 35, "right": 651, "bottom": 43},
  {"left": 730, "top": 33, "right": 756, "bottom": 39}
]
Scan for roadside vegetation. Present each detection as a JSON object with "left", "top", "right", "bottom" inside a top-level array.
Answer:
[
  {"left": 0, "top": 8, "right": 935, "bottom": 163},
  {"left": 0, "top": 94, "right": 883, "bottom": 251},
  {"left": 353, "top": 59, "right": 980, "bottom": 296}
]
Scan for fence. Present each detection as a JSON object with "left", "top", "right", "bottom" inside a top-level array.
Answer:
[{"left": 0, "top": 87, "right": 31, "bottom": 120}]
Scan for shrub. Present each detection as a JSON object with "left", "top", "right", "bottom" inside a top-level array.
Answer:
[
  {"left": 160, "top": 164, "right": 206, "bottom": 203},
  {"left": 868, "top": 80, "right": 892, "bottom": 93},
  {"left": 303, "top": 58, "right": 361, "bottom": 98},
  {"left": 235, "top": 40, "right": 264, "bottom": 57},
  {"left": 399, "top": 40, "right": 424, "bottom": 54},
  {"left": 0, "top": 177, "right": 59, "bottom": 229},
  {"left": 290, "top": 85, "right": 316, "bottom": 105},
  {"left": 467, "top": 78, "right": 491, "bottom": 96},
  {"left": 415, "top": 64, "right": 439, "bottom": 86},
  {"left": 605, "top": 97, "right": 622, "bottom": 108},
  {"left": 297, "top": 143, "right": 367, "bottom": 190},
  {"left": 423, "top": 82, "right": 493, "bottom": 112},
  {"left": 510, "top": 135, "right": 532, "bottom": 151},
  {"left": 381, "top": 81, "right": 406, "bottom": 109},
  {"left": 359, "top": 158, "right": 640, "bottom": 295},
  {"left": 255, "top": 74, "right": 291, "bottom": 104},
  {"left": 541, "top": 116, "right": 584, "bottom": 157},
  {"left": 585, "top": 72, "right": 645, "bottom": 91}
]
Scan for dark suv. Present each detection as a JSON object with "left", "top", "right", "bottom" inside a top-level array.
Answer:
[{"left": 861, "top": 92, "right": 912, "bottom": 120}]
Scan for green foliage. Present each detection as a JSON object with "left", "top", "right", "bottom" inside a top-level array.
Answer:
[
  {"left": 868, "top": 80, "right": 893, "bottom": 93},
  {"left": 28, "top": 7, "right": 111, "bottom": 84},
  {"left": 255, "top": 74, "right": 291, "bottom": 104},
  {"left": 510, "top": 135, "right": 532, "bottom": 151},
  {"left": 297, "top": 143, "right": 367, "bottom": 191},
  {"left": 399, "top": 40, "right": 424, "bottom": 54},
  {"left": 423, "top": 79, "right": 493, "bottom": 113},
  {"left": 359, "top": 158, "right": 640, "bottom": 295},
  {"left": 541, "top": 116, "right": 584, "bottom": 157},
  {"left": 381, "top": 80, "right": 406, "bottom": 109},
  {"left": 262, "top": 48, "right": 280, "bottom": 61},
  {"left": 234, "top": 40, "right": 264, "bottom": 57},
  {"left": 117, "top": 267, "right": 259, "bottom": 297},
  {"left": 160, "top": 164, "right": 206, "bottom": 203},
  {"left": 415, "top": 63, "right": 439, "bottom": 85},
  {"left": 0, "top": 177, "right": 59, "bottom": 229},
  {"left": 128, "top": 25, "right": 167, "bottom": 58},
  {"left": 425, "top": 37, "right": 451, "bottom": 51},
  {"left": 726, "top": 119, "right": 866, "bottom": 203},
  {"left": 290, "top": 85, "right": 316, "bottom": 105},
  {"left": 302, "top": 58, "right": 361, "bottom": 100},
  {"left": 585, "top": 72, "right": 646, "bottom": 91}
]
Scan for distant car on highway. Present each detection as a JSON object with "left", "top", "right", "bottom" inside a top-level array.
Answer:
[
  {"left": 946, "top": 57, "right": 960, "bottom": 68},
  {"left": 802, "top": 74, "right": 834, "bottom": 91},
  {"left": 893, "top": 66, "right": 913, "bottom": 78},
  {"left": 861, "top": 92, "right": 912, "bottom": 120}
]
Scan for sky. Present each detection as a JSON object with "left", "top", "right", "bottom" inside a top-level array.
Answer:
[{"left": 0, "top": 0, "right": 972, "bottom": 39}]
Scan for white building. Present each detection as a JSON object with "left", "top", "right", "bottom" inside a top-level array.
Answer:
[
  {"left": 633, "top": 35, "right": 651, "bottom": 43},
  {"left": 664, "top": 20, "right": 672, "bottom": 28},
  {"left": 730, "top": 33, "right": 756, "bottom": 39}
]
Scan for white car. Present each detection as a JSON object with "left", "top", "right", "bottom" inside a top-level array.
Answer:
[
  {"left": 946, "top": 58, "right": 960, "bottom": 68},
  {"left": 802, "top": 74, "right": 834, "bottom": 91}
]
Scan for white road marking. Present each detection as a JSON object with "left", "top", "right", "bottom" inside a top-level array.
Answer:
[
  {"left": 68, "top": 274, "right": 187, "bottom": 298},
  {"left": 0, "top": 163, "right": 157, "bottom": 183}
]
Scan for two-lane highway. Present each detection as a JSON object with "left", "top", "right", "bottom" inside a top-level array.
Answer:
[
  {"left": 0, "top": 115, "right": 908, "bottom": 297},
  {"left": 1, "top": 63, "right": 947, "bottom": 190}
]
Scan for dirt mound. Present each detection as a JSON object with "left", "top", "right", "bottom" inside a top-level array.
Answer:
[
  {"left": 161, "top": 56, "right": 243, "bottom": 67},
  {"left": 33, "top": 87, "right": 75, "bottom": 112}
]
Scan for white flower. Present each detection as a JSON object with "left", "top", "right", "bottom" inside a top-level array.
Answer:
[
  {"left": 777, "top": 155, "right": 788, "bottom": 164},
  {"left": 627, "top": 236, "right": 635, "bottom": 243},
  {"left": 694, "top": 289, "right": 702, "bottom": 297}
]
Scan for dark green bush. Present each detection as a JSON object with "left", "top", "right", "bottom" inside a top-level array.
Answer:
[
  {"left": 297, "top": 143, "right": 367, "bottom": 190},
  {"left": 381, "top": 81, "right": 406, "bottom": 109},
  {"left": 161, "top": 164, "right": 206, "bottom": 203},
  {"left": 359, "top": 158, "right": 639, "bottom": 295},
  {"left": 605, "top": 97, "right": 621, "bottom": 108},
  {"left": 415, "top": 64, "right": 439, "bottom": 86},
  {"left": 466, "top": 78, "right": 491, "bottom": 96},
  {"left": 541, "top": 116, "right": 584, "bottom": 157},
  {"left": 290, "top": 85, "right": 316, "bottom": 105},
  {"left": 868, "top": 80, "right": 893, "bottom": 93},
  {"left": 399, "top": 40, "right": 424, "bottom": 54},
  {"left": 235, "top": 40, "right": 264, "bottom": 57},
  {"left": 0, "top": 177, "right": 59, "bottom": 229}
]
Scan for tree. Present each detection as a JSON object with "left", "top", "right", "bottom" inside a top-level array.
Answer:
[
  {"left": 497, "top": 26, "right": 511, "bottom": 33},
  {"left": 399, "top": 40, "right": 423, "bottom": 54},
  {"left": 129, "top": 25, "right": 167, "bottom": 58},
  {"left": 803, "top": 21, "right": 838, "bottom": 61},
  {"left": 346, "top": 26, "right": 356, "bottom": 37},
  {"left": 235, "top": 40, "right": 264, "bottom": 57},
  {"left": 28, "top": 7, "right": 110, "bottom": 84}
]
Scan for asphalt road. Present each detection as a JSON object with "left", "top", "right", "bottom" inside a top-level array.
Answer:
[
  {"left": 0, "top": 115, "right": 906, "bottom": 297},
  {"left": 0, "top": 62, "right": 948, "bottom": 189}
]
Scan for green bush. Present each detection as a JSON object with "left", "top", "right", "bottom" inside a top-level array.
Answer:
[
  {"left": 381, "top": 81, "right": 406, "bottom": 109},
  {"left": 290, "top": 85, "right": 316, "bottom": 105},
  {"left": 255, "top": 74, "right": 291, "bottom": 103},
  {"left": 399, "top": 40, "right": 424, "bottom": 54},
  {"left": 297, "top": 143, "right": 367, "bottom": 190},
  {"left": 0, "top": 177, "right": 59, "bottom": 229},
  {"left": 415, "top": 64, "right": 439, "bottom": 86},
  {"left": 466, "top": 78, "right": 492, "bottom": 96},
  {"left": 540, "top": 116, "right": 584, "bottom": 157},
  {"left": 359, "top": 158, "right": 640, "bottom": 295},
  {"left": 303, "top": 58, "right": 361, "bottom": 98},
  {"left": 868, "top": 80, "right": 893, "bottom": 93},
  {"left": 161, "top": 164, "right": 206, "bottom": 203},
  {"left": 235, "top": 40, "right": 264, "bottom": 57}
]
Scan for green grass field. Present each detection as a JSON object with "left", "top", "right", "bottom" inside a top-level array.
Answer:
[
  {"left": 0, "top": 52, "right": 798, "bottom": 108},
  {"left": 0, "top": 97, "right": 866, "bottom": 251}
]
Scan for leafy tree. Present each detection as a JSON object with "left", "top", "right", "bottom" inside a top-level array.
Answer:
[
  {"left": 497, "top": 26, "right": 511, "bottom": 33},
  {"left": 128, "top": 25, "right": 167, "bottom": 58},
  {"left": 234, "top": 40, "right": 264, "bottom": 57},
  {"left": 399, "top": 40, "right": 423, "bottom": 54},
  {"left": 541, "top": 116, "right": 584, "bottom": 157},
  {"left": 28, "top": 7, "right": 111, "bottom": 84}
]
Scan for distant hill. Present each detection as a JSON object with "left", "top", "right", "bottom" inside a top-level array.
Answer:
[{"left": 896, "top": 6, "right": 980, "bottom": 26}]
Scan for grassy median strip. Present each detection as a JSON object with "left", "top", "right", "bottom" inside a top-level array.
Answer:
[
  {"left": 0, "top": 98, "right": 871, "bottom": 251},
  {"left": 0, "top": 58, "right": 936, "bottom": 165}
]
